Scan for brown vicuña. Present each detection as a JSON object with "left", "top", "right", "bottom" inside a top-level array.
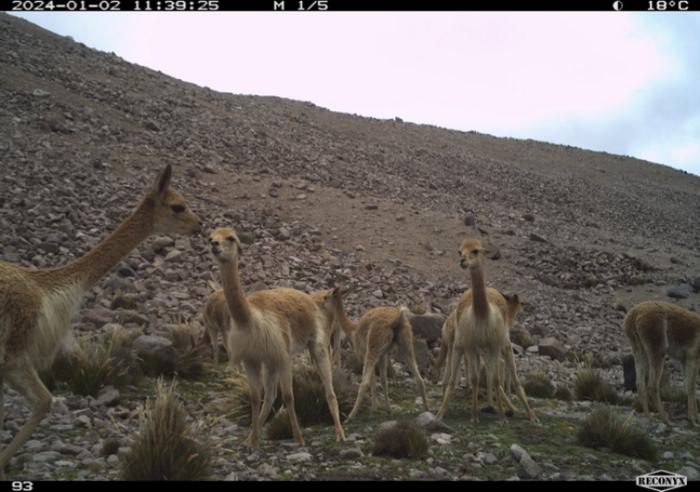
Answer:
[
  {"left": 0, "top": 165, "right": 201, "bottom": 478},
  {"left": 432, "top": 289, "right": 522, "bottom": 412},
  {"left": 437, "top": 238, "right": 536, "bottom": 423},
  {"left": 317, "top": 288, "right": 429, "bottom": 421},
  {"left": 208, "top": 227, "right": 345, "bottom": 447},
  {"left": 624, "top": 300, "right": 700, "bottom": 425}
]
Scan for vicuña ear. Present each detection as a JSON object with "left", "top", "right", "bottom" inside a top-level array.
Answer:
[{"left": 153, "top": 164, "right": 172, "bottom": 196}]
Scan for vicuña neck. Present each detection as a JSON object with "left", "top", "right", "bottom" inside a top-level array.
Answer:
[
  {"left": 36, "top": 197, "right": 155, "bottom": 289},
  {"left": 469, "top": 266, "right": 490, "bottom": 319},
  {"left": 219, "top": 258, "right": 253, "bottom": 327}
]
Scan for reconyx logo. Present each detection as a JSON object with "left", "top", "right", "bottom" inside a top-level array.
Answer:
[{"left": 636, "top": 470, "right": 688, "bottom": 492}]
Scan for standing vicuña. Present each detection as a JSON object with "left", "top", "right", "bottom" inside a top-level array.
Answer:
[
  {"left": 437, "top": 239, "right": 535, "bottom": 423},
  {"left": 624, "top": 300, "right": 700, "bottom": 425},
  {"left": 208, "top": 227, "right": 345, "bottom": 447},
  {"left": 0, "top": 165, "right": 201, "bottom": 478},
  {"left": 316, "top": 288, "right": 429, "bottom": 421}
]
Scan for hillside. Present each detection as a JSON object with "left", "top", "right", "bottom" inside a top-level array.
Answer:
[{"left": 1, "top": 13, "right": 699, "bottom": 481}]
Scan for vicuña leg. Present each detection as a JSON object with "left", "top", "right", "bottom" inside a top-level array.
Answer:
[
  {"left": 258, "top": 368, "right": 278, "bottom": 426},
  {"left": 309, "top": 343, "right": 346, "bottom": 441},
  {"left": 437, "top": 346, "right": 464, "bottom": 419},
  {"left": 682, "top": 357, "right": 698, "bottom": 425},
  {"left": 278, "top": 367, "right": 305, "bottom": 446},
  {"left": 347, "top": 348, "right": 382, "bottom": 422},
  {"left": 380, "top": 354, "right": 390, "bottom": 409},
  {"left": 631, "top": 343, "right": 650, "bottom": 416},
  {"left": 502, "top": 347, "right": 537, "bottom": 421},
  {"left": 397, "top": 336, "right": 429, "bottom": 412},
  {"left": 243, "top": 361, "right": 263, "bottom": 448},
  {"left": 0, "top": 367, "right": 53, "bottom": 479},
  {"left": 468, "top": 355, "right": 481, "bottom": 423},
  {"left": 646, "top": 349, "right": 670, "bottom": 425}
]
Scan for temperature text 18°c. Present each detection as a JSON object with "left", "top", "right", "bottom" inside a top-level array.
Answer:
[{"left": 648, "top": 0, "right": 690, "bottom": 9}]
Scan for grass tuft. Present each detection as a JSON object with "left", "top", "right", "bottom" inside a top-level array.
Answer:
[
  {"left": 372, "top": 420, "right": 429, "bottom": 459},
  {"left": 574, "top": 368, "right": 619, "bottom": 404},
  {"left": 523, "top": 372, "right": 555, "bottom": 398},
  {"left": 577, "top": 406, "right": 657, "bottom": 461},
  {"left": 119, "top": 379, "right": 213, "bottom": 480}
]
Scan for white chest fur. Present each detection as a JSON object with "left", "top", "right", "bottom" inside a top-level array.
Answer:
[{"left": 30, "top": 283, "right": 85, "bottom": 369}]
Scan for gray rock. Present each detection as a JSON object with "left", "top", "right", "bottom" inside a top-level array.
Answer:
[
  {"left": 529, "top": 233, "right": 547, "bottom": 243},
  {"left": 277, "top": 227, "right": 291, "bottom": 240},
  {"left": 622, "top": 354, "right": 637, "bottom": 392},
  {"left": 678, "top": 466, "right": 699, "bottom": 480},
  {"left": 133, "top": 335, "right": 176, "bottom": 371},
  {"left": 287, "top": 451, "right": 312, "bottom": 463},
  {"left": 414, "top": 412, "right": 453, "bottom": 433},
  {"left": 667, "top": 284, "right": 691, "bottom": 299},
  {"left": 538, "top": 337, "right": 567, "bottom": 361},
  {"left": 478, "top": 452, "right": 498, "bottom": 465},
  {"left": 510, "top": 444, "right": 541, "bottom": 479},
  {"left": 57, "top": 443, "right": 86, "bottom": 456},
  {"left": 692, "top": 277, "right": 700, "bottom": 293},
  {"left": 152, "top": 236, "right": 175, "bottom": 253},
  {"left": 34, "top": 451, "right": 61, "bottom": 464},
  {"left": 224, "top": 472, "right": 239, "bottom": 481},
  {"left": 339, "top": 448, "right": 364, "bottom": 460},
  {"left": 431, "top": 433, "right": 451, "bottom": 445},
  {"left": 25, "top": 440, "right": 44, "bottom": 452},
  {"left": 662, "top": 451, "right": 674, "bottom": 459},
  {"left": 82, "top": 307, "right": 113, "bottom": 327},
  {"left": 96, "top": 386, "right": 120, "bottom": 407},
  {"left": 106, "top": 454, "right": 120, "bottom": 466},
  {"left": 410, "top": 313, "right": 445, "bottom": 343}
]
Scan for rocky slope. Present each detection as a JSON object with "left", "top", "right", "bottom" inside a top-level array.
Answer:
[{"left": 0, "top": 13, "right": 699, "bottom": 481}]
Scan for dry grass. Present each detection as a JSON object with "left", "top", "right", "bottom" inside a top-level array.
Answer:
[
  {"left": 554, "top": 385, "right": 573, "bottom": 401},
  {"left": 119, "top": 379, "right": 213, "bottom": 480},
  {"left": 41, "top": 326, "right": 142, "bottom": 396},
  {"left": 577, "top": 406, "right": 657, "bottom": 461},
  {"left": 574, "top": 368, "right": 619, "bottom": 404},
  {"left": 373, "top": 420, "right": 429, "bottom": 459},
  {"left": 522, "top": 372, "right": 555, "bottom": 398},
  {"left": 168, "top": 322, "right": 206, "bottom": 379},
  {"left": 265, "top": 365, "right": 355, "bottom": 440}
]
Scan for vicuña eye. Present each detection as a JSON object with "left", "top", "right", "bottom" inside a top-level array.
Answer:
[
  {"left": 171, "top": 204, "right": 185, "bottom": 213},
  {"left": 227, "top": 236, "right": 236, "bottom": 242}
]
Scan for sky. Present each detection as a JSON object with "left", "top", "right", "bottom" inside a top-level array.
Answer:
[{"left": 10, "top": 11, "right": 700, "bottom": 176}]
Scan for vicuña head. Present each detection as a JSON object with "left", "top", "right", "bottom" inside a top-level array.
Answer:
[
  {"left": 146, "top": 165, "right": 202, "bottom": 235},
  {"left": 458, "top": 238, "right": 485, "bottom": 270},
  {"left": 209, "top": 227, "right": 242, "bottom": 264}
]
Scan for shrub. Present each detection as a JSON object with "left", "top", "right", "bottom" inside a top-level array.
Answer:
[
  {"left": 554, "top": 385, "right": 573, "bottom": 402},
  {"left": 120, "top": 379, "right": 213, "bottom": 480},
  {"left": 523, "top": 372, "right": 555, "bottom": 398},
  {"left": 265, "top": 366, "right": 355, "bottom": 440},
  {"left": 41, "top": 326, "right": 141, "bottom": 396},
  {"left": 110, "top": 291, "right": 139, "bottom": 311},
  {"left": 373, "top": 420, "right": 429, "bottom": 459},
  {"left": 577, "top": 407, "right": 657, "bottom": 461},
  {"left": 574, "top": 368, "right": 619, "bottom": 404},
  {"left": 168, "top": 322, "right": 206, "bottom": 379}
]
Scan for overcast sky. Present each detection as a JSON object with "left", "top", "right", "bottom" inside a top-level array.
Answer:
[{"left": 11, "top": 12, "right": 700, "bottom": 176}]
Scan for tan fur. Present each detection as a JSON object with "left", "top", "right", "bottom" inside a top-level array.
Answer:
[
  {"left": 310, "top": 288, "right": 345, "bottom": 369},
  {"left": 209, "top": 227, "right": 345, "bottom": 447},
  {"left": 324, "top": 294, "right": 429, "bottom": 422},
  {"left": 437, "top": 239, "right": 536, "bottom": 423},
  {"left": 0, "top": 165, "right": 201, "bottom": 478},
  {"left": 624, "top": 300, "right": 700, "bottom": 425},
  {"left": 202, "top": 290, "right": 232, "bottom": 365}
]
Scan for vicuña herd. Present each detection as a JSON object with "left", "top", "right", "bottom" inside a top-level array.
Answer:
[{"left": 0, "top": 165, "right": 698, "bottom": 477}]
